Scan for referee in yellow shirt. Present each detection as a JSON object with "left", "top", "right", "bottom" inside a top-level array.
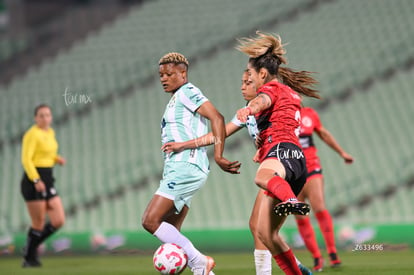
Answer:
[{"left": 21, "top": 104, "right": 66, "bottom": 267}]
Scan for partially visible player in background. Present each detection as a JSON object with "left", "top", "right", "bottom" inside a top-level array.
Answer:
[
  {"left": 141, "top": 52, "right": 240, "bottom": 275},
  {"left": 296, "top": 106, "right": 353, "bottom": 272},
  {"left": 236, "top": 31, "right": 321, "bottom": 275},
  {"left": 163, "top": 70, "right": 313, "bottom": 275},
  {"left": 20, "top": 104, "right": 66, "bottom": 267}
]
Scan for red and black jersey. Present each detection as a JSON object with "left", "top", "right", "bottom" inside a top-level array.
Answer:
[
  {"left": 255, "top": 81, "right": 302, "bottom": 162},
  {"left": 299, "top": 107, "right": 322, "bottom": 172}
]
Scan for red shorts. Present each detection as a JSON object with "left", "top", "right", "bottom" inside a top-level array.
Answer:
[
  {"left": 305, "top": 156, "right": 321, "bottom": 173},
  {"left": 305, "top": 156, "right": 322, "bottom": 181}
]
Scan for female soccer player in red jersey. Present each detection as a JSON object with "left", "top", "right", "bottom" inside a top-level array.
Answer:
[
  {"left": 296, "top": 106, "right": 353, "bottom": 272},
  {"left": 163, "top": 70, "right": 313, "bottom": 275},
  {"left": 235, "top": 31, "right": 320, "bottom": 275}
]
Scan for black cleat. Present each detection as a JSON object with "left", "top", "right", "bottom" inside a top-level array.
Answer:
[
  {"left": 329, "top": 253, "right": 341, "bottom": 268},
  {"left": 22, "top": 258, "right": 42, "bottom": 268},
  {"left": 313, "top": 257, "right": 324, "bottom": 272},
  {"left": 274, "top": 200, "right": 310, "bottom": 216}
]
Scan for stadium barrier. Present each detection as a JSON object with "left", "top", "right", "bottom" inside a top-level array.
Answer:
[{"left": 1, "top": 224, "right": 412, "bottom": 256}]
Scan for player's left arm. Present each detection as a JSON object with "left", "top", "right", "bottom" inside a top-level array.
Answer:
[
  {"left": 315, "top": 126, "right": 354, "bottom": 164},
  {"left": 196, "top": 101, "right": 241, "bottom": 174},
  {"left": 236, "top": 93, "right": 272, "bottom": 122}
]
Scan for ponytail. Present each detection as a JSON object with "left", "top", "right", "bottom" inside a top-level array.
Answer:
[{"left": 278, "top": 67, "right": 320, "bottom": 99}]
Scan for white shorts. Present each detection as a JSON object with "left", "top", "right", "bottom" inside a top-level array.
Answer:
[{"left": 156, "top": 161, "right": 209, "bottom": 213}]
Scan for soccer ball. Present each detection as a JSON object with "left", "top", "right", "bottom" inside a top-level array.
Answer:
[{"left": 153, "top": 243, "right": 188, "bottom": 274}]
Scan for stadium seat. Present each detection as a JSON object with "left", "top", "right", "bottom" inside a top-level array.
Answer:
[{"left": 1, "top": 0, "right": 413, "bottom": 234}]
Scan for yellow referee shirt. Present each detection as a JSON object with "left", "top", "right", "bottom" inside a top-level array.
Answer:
[{"left": 21, "top": 125, "right": 59, "bottom": 181}]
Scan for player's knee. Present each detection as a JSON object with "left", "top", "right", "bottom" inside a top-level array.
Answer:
[
  {"left": 256, "top": 228, "right": 271, "bottom": 245},
  {"left": 254, "top": 176, "right": 267, "bottom": 189},
  {"left": 141, "top": 214, "right": 159, "bottom": 234},
  {"left": 249, "top": 217, "right": 258, "bottom": 235},
  {"left": 272, "top": 232, "right": 283, "bottom": 244},
  {"left": 52, "top": 218, "right": 65, "bottom": 229},
  {"left": 31, "top": 217, "right": 46, "bottom": 230},
  {"left": 310, "top": 200, "right": 326, "bottom": 213}
]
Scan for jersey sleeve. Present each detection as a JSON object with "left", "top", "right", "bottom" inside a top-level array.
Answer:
[
  {"left": 257, "top": 84, "right": 278, "bottom": 106},
  {"left": 311, "top": 108, "right": 322, "bottom": 131},
  {"left": 21, "top": 130, "right": 40, "bottom": 181},
  {"left": 230, "top": 107, "right": 247, "bottom": 127},
  {"left": 180, "top": 86, "right": 209, "bottom": 113}
]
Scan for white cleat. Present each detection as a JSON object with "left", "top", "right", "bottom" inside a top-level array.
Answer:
[{"left": 191, "top": 256, "right": 216, "bottom": 275}]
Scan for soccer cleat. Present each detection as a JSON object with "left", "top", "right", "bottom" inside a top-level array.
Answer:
[
  {"left": 22, "top": 258, "right": 42, "bottom": 268},
  {"left": 329, "top": 253, "right": 341, "bottom": 268},
  {"left": 274, "top": 200, "right": 310, "bottom": 216},
  {"left": 191, "top": 255, "right": 216, "bottom": 275},
  {"left": 313, "top": 257, "right": 324, "bottom": 272},
  {"left": 22, "top": 245, "right": 41, "bottom": 268},
  {"left": 298, "top": 263, "right": 313, "bottom": 275}
]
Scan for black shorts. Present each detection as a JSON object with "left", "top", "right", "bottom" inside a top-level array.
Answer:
[
  {"left": 307, "top": 168, "right": 323, "bottom": 180},
  {"left": 264, "top": 142, "right": 307, "bottom": 196},
  {"left": 21, "top": 168, "right": 58, "bottom": 201}
]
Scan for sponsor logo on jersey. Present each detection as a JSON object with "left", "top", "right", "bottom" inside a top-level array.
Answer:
[
  {"left": 302, "top": 116, "right": 312, "bottom": 128},
  {"left": 167, "top": 182, "right": 176, "bottom": 190}
]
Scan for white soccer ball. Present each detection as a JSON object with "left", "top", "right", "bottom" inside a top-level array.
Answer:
[{"left": 153, "top": 243, "right": 188, "bottom": 274}]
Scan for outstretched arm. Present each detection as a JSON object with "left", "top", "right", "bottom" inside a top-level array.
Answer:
[
  {"left": 161, "top": 123, "right": 241, "bottom": 153},
  {"left": 236, "top": 93, "right": 272, "bottom": 122},
  {"left": 316, "top": 126, "right": 354, "bottom": 164},
  {"left": 195, "top": 101, "right": 241, "bottom": 174}
]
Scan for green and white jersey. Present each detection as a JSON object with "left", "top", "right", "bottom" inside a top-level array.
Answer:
[
  {"left": 231, "top": 106, "right": 259, "bottom": 142},
  {"left": 161, "top": 82, "right": 209, "bottom": 173}
]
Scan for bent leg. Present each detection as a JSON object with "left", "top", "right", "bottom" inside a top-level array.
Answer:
[
  {"left": 142, "top": 194, "right": 179, "bottom": 234},
  {"left": 33, "top": 196, "right": 66, "bottom": 246},
  {"left": 142, "top": 195, "right": 205, "bottom": 269},
  {"left": 250, "top": 190, "right": 272, "bottom": 275},
  {"left": 46, "top": 196, "right": 65, "bottom": 229},
  {"left": 26, "top": 201, "right": 47, "bottom": 230},
  {"left": 24, "top": 200, "right": 47, "bottom": 264},
  {"left": 256, "top": 195, "right": 302, "bottom": 275},
  {"left": 296, "top": 186, "right": 322, "bottom": 259},
  {"left": 255, "top": 159, "right": 309, "bottom": 216},
  {"left": 307, "top": 176, "right": 340, "bottom": 268}
]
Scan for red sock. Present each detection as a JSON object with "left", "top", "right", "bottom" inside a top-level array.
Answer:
[
  {"left": 296, "top": 217, "right": 321, "bottom": 258},
  {"left": 266, "top": 176, "right": 296, "bottom": 202},
  {"left": 316, "top": 210, "right": 336, "bottom": 254},
  {"left": 273, "top": 249, "right": 302, "bottom": 275}
]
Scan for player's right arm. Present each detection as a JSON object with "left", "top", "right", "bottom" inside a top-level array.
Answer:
[
  {"left": 161, "top": 122, "right": 241, "bottom": 153},
  {"left": 21, "top": 130, "right": 40, "bottom": 181},
  {"left": 21, "top": 130, "right": 46, "bottom": 192},
  {"left": 237, "top": 93, "right": 272, "bottom": 122}
]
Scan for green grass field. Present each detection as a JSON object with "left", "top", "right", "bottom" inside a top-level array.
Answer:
[{"left": 1, "top": 250, "right": 413, "bottom": 274}]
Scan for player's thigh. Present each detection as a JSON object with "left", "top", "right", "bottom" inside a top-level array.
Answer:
[
  {"left": 250, "top": 190, "right": 266, "bottom": 230},
  {"left": 256, "top": 195, "right": 286, "bottom": 233},
  {"left": 26, "top": 200, "right": 47, "bottom": 230},
  {"left": 165, "top": 205, "right": 189, "bottom": 231},
  {"left": 46, "top": 196, "right": 65, "bottom": 228},
  {"left": 256, "top": 195, "right": 289, "bottom": 252},
  {"left": 305, "top": 176, "right": 326, "bottom": 212},
  {"left": 143, "top": 195, "right": 176, "bottom": 222},
  {"left": 255, "top": 158, "right": 286, "bottom": 188}
]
